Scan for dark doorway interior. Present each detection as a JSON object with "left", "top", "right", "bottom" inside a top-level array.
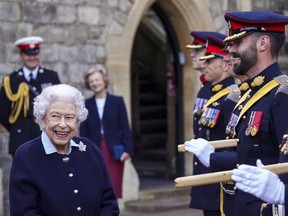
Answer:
[{"left": 131, "top": 4, "right": 184, "bottom": 182}]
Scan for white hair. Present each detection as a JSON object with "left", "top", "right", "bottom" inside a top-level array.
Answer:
[{"left": 33, "top": 84, "right": 88, "bottom": 130}]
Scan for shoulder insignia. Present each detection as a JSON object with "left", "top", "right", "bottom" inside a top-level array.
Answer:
[
  {"left": 274, "top": 75, "right": 288, "bottom": 95},
  {"left": 212, "top": 84, "right": 223, "bottom": 92}
]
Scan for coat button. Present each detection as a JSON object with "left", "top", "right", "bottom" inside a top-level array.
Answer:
[
  {"left": 194, "top": 162, "right": 198, "bottom": 165},
  {"left": 17, "top": 129, "right": 21, "bottom": 133},
  {"left": 69, "top": 173, "right": 73, "bottom": 177},
  {"left": 77, "top": 207, "right": 81, "bottom": 211},
  {"left": 62, "top": 157, "right": 70, "bottom": 163},
  {"left": 74, "top": 189, "right": 78, "bottom": 194}
]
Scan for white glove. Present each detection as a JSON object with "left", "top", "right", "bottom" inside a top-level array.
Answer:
[
  {"left": 226, "top": 84, "right": 241, "bottom": 103},
  {"left": 231, "top": 160, "right": 285, "bottom": 205},
  {"left": 184, "top": 138, "right": 215, "bottom": 167}
]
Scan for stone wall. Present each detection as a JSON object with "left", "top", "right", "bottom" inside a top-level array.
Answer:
[{"left": 0, "top": 0, "right": 134, "bottom": 95}]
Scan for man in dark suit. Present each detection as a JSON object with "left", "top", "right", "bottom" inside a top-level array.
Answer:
[{"left": 0, "top": 36, "right": 61, "bottom": 155}]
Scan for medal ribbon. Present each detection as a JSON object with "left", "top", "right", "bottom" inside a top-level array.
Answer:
[{"left": 235, "top": 79, "right": 280, "bottom": 129}]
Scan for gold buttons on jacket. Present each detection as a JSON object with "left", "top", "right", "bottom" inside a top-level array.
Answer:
[
  {"left": 77, "top": 207, "right": 81, "bottom": 211},
  {"left": 69, "top": 173, "right": 73, "bottom": 177}
]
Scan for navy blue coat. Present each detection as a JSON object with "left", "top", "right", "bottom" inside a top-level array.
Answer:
[
  {"left": 190, "top": 77, "right": 235, "bottom": 210},
  {"left": 0, "top": 67, "right": 61, "bottom": 154},
  {"left": 9, "top": 136, "right": 119, "bottom": 216},
  {"left": 80, "top": 93, "right": 134, "bottom": 156}
]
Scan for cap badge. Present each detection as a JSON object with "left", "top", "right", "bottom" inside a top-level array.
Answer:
[
  {"left": 29, "top": 44, "right": 35, "bottom": 49},
  {"left": 228, "top": 21, "right": 231, "bottom": 30}
]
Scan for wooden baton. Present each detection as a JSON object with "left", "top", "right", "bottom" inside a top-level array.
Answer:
[
  {"left": 177, "top": 138, "right": 239, "bottom": 152},
  {"left": 175, "top": 162, "right": 288, "bottom": 188}
]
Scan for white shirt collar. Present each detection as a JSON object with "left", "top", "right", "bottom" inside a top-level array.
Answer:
[
  {"left": 23, "top": 66, "right": 39, "bottom": 81},
  {"left": 41, "top": 131, "right": 79, "bottom": 155}
]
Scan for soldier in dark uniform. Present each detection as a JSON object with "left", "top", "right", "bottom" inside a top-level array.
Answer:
[
  {"left": 0, "top": 36, "right": 61, "bottom": 155},
  {"left": 186, "top": 31, "right": 221, "bottom": 216},
  {"left": 207, "top": 53, "right": 249, "bottom": 216},
  {"left": 187, "top": 11, "right": 288, "bottom": 216},
  {"left": 186, "top": 31, "right": 222, "bottom": 139},
  {"left": 186, "top": 33, "right": 235, "bottom": 216}
]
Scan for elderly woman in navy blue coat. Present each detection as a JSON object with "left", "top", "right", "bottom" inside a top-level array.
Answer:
[
  {"left": 9, "top": 84, "right": 119, "bottom": 216},
  {"left": 80, "top": 66, "right": 134, "bottom": 198}
]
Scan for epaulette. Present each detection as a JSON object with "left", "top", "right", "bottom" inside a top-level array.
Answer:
[{"left": 274, "top": 75, "right": 288, "bottom": 95}]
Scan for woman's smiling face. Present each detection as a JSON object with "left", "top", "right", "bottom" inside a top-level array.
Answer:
[{"left": 43, "top": 100, "right": 78, "bottom": 154}]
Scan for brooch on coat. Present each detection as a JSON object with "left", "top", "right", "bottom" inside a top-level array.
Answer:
[{"left": 77, "top": 141, "right": 86, "bottom": 152}]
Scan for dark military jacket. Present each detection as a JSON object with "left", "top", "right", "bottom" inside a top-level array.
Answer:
[
  {"left": 190, "top": 76, "right": 235, "bottom": 210},
  {"left": 210, "top": 63, "right": 288, "bottom": 216},
  {"left": 0, "top": 67, "right": 61, "bottom": 154}
]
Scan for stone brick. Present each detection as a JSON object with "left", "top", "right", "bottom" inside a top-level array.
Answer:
[
  {"left": 0, "top": 22, "right": 17, "bottom": 43},
  {"left": 78, "top": 6, "right": 100, "bottom": 25},
  {"left": 119, "top": 0, "right": 132, "bottom": 13},
  {"left": 15, "top": 23, "right": 34, "bottom": 40},
  {"left": 108, "top": 0, "right": 119, "bottom": 8},
  {"left": 0, "top": 2, "right": 21, "bottom": 22},
  {"left": 109, "top": 20, "right": 123, "bottom": 36},
  {"left": 35, "top": 24, "right": 88, "bottom": 45},
  {"left": 60, "top": 46, "right": 78, "bottom": 63},
  {"left": 78, "top": 44, "right": 98, "bottom": 64},
  {"left": 6, "top": 43, "right": 20, "bottom": 64},
  {"left": 54, "top": 5, "right": 77, "bottom": 24},
  {"left": 41, "top": 44, "right": 61, "bottom": 63},
  {"left": 99, "top": 7, "right": 113, "bottom": 26},
  {"left": 22, "top": 3, "right": 42, "bottom": 23},
  {"left": 114, "top": 10, "right": 127, "bottom": 25},
  {"left": 67, "top": 63, "right": 91, "bottom": 83},
  {"left": 0, "top": 63, "right": 15, "bottom": 77},
  {"left": 87, "top": 26, "right": 102, "bottom": 39},
  {"left": 95, "top": 45, "right": 106, "bottom": 60}
]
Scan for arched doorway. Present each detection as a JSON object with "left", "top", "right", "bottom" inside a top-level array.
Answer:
[
  {"left": 106, "top": 0, "right": 215, "bottom": 182},
  {"left": 131, "top": 3, "right": 183, "bottom": 179}
]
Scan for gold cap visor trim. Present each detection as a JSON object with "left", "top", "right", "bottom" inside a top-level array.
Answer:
[
  {"left": 199, "top": 54, "right": 216, "bottom": 61},
  {"left": 224, "top": 31, "right": 247, "bottom": 43},
  {"left": 186, "top": 44, "right": 204, "bottom": 49}
]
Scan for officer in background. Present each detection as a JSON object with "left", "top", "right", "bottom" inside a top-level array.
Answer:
[
  {"left": 0, "top": 36, "right": 61, "bottom": 155},
  {"left": 186, "top": 31, "right": 222, "bottom": 216},
  {"left": 186, "top": 33, "right": 235, "bottom": 216},
  {"left": 186, "top": 31, "right": 218, "bottom": 139}
]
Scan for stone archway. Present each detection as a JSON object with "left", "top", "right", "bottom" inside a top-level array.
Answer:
[
  {"left": 105, "top": 0, "right": 216, "bottom": 206},
  {"left": 106, "top": 0, "right": 215, "bottom": 145}
]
